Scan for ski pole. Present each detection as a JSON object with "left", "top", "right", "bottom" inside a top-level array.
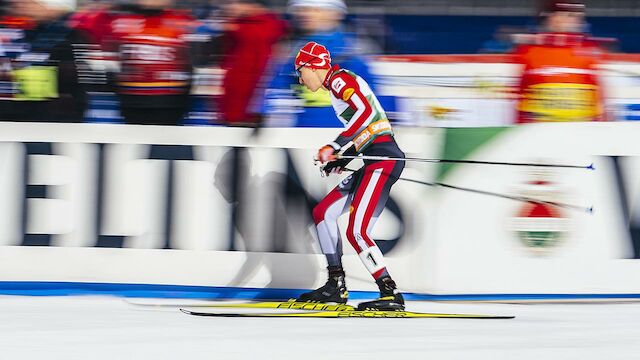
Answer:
[
  {"left": 342, "top": 168, "right": 593, "bottom": 214},
  {"left": 337, "top": 155, "right": 595, "bottom": 170}
]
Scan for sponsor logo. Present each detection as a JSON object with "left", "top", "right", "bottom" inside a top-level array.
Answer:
[
  {"left": 342, "top": 88, "right": 355, "bottom": 101},
  {"left": 509, "top": 168, "right": 570, "bottom": 255},
  {"left": 428, "top": 105, "right": 458, "bottom": 120},
  {"left": 313, "top": 53, "right": 330, "bottom": 67},
  {"left": 331, "top": 77, "right": 347, "bottom": 93},
  {"left": 275, "top": 302, "right": 352, "bottom": 311},
  {"left": 336, "top": 311, "right": 408, "bottom": 318},
  {"left": 339, "top": 175, "right": 352, "bottom": 189}
]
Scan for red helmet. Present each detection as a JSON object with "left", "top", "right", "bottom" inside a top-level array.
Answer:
[{"left": 294, "top": 42, "right": 331, "bottom": 73}]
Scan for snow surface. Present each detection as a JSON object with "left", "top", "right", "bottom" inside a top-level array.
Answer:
[{"left": 2, "top": 296, "right": 640, "bottom": 360}]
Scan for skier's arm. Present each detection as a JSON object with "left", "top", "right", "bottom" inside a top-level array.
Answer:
[{"left": 326, "top": 72, "right": 375, "bottom": 151}]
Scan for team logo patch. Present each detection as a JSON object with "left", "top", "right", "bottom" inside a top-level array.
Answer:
[
  {"left": 331, "top": 78, "right": 346, "bottom": 93},
  {"left": 342, "top": 88, "right": 355, "bottom": 101}
]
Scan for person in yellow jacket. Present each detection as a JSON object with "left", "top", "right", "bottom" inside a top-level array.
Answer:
[{"left": 0, "top": 0, "right": 89, "bottom": 122}]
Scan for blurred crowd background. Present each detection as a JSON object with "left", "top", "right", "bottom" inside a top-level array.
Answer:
[{"left": 0, "top": 0, "right": 637, "bottom": 126}]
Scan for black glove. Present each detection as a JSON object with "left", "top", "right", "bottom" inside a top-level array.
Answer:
[{"left": 322, "top": 158, "right": 351, "bottom": 176}]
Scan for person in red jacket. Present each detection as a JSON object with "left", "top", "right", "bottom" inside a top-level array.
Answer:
[
  {"left": 218, "top": 0, "right": 287, "bottom": 126},
  {"left": 103, "top": 0, "right": 195, "bottom": 125},
  {"left": 513, "top": 0, "right": 607, "bottom": 123},
  {"left": 68, "top": 1, "right": 114, "bottom": 45}
]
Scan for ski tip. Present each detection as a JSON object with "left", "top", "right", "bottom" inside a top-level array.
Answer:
[{"left": 587, "top": 163, "right": 596, "bottom": 171}]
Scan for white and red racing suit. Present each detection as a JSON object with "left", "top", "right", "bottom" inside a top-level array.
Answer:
[{"left": 313, "top": 64, "right": 405, "bottom": 280}]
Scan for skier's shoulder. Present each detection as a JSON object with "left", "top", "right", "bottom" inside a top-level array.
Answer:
[{"left": 326, "top": 67, "right": 360, "bottom": 100}]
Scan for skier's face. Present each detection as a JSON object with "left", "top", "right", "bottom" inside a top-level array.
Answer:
[{"left": 298, "top": 67, "right": 323, "bottom": 92}]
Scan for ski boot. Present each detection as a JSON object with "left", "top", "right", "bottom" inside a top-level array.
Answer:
[
  {"left": 297, "top": 266, "right": 348, "bottom": 304},
  {"left": 357, "top": 276, "right": 405, "bottom": 311}
]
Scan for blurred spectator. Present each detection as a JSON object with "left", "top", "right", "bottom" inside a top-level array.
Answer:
[
  {"left": 513, "top": 0, "right": 607, "bottom": 123},
  {"left": 105, "top": 0, "right": 195, "bottom": 126},
  {"left": 0, "top": 0, "right": 89, "bottom": 122},
  {"left": 189, "top": 4, "right": 224, "bottom": 67},
  {"left": 480, "top": 26, "right": 517, "bottom": 54},
  {"left": 69, "top": 1, "right": 125, "bottom": 124},
  {"left": 69, "top": 0, "right": 115, "bottom": 45},
  {"left": 217, "top": 0, "right": 287, "bottom": 127},
  {"left": 263, "top": 0, "right": 375, "bottom": 127}
]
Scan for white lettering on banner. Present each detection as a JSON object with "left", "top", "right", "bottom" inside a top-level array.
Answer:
[
  {"left": 331, "top": 78, "right": 347, "bottom": 93},
  {"left": 28, "top": 145, "right": 95, "bottom": 248},
  {"left": 98, "top": 144, "right": 230, "bottom": 251},
  {"left": 0, "top": 143, "right": 22, "bottom": 246},
  {"left": 19, "top": 144, "right": 97, "bottom": 247},
  {"left": 0, "top": 143, "right": 232, "bottom": 250},
  {"left": 0, "top": 124, "right": 426, "bottom": 293},
  {"left": 0, "top": 141, "right": 410, "bottom": 253}
]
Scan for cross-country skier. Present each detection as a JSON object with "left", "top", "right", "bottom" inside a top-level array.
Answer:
[{"left": 294, "top": 41, "right": 405, "bottom": 311}]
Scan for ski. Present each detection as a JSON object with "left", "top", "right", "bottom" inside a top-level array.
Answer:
[
  {"left": 127, "top": 299, "right": 355, "bottom": 311},
  {"left": 180, "top": 308, "right": 515, "bottom": 319}
]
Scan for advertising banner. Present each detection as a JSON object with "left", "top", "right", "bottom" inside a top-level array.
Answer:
[
  {"left": 0, "top": 123, "right": 437, "bottom": 294},
  {"left": 431, "top": 123, "right": 640, "bottom": 294},
  {"left": 1, "top": 122, "right": 640, "bottom": 299}
]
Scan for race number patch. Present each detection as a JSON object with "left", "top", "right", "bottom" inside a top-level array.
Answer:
[{"left": 331, "top": 77, "right": 347, "bottom": 93}]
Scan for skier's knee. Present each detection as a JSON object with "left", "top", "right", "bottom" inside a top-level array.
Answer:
[
  {"left": 345, "top": 226, "right": 359, "bottom": 248},
  {"left": 312, "top": 203, "right": 326, "bottom": 225}
]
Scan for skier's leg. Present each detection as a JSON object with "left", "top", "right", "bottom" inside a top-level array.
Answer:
[
  {"left": 345, "top": 160, "right": 400, "bottom": 279},
  {"left": 298, "top": 174, "right": 356, "bottom": 303},
  {"left": 312, "top": 186, "right": 350, "bottom": 267},
  {"left": 346, "top": 160, "right": 406, "bottom": 310}
]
